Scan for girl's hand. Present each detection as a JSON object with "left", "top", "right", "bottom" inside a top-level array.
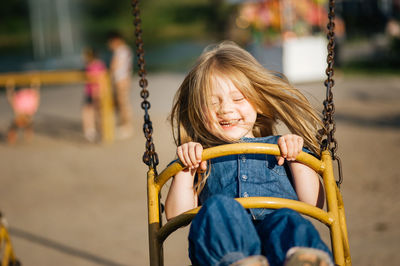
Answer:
[
  {"left": 277, "top": 134, "right": 304, "bottom": 166},
  {"left": 177, "top": 142, "right": 207, "bottom": 171}
]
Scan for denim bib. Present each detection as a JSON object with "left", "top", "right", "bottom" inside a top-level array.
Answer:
[{"left": 198, "top": 136, "right": 301, "bottom": 220}]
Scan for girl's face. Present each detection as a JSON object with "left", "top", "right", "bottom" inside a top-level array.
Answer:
[{"left": 206, "top": 75, "right": 257, "bottom": 140}]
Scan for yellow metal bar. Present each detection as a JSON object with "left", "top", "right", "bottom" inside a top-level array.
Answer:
[
  {"left": 147, "top": 168, "right": 163, "bottom": 266},
  {"left": 0, "top": 227, "right": 5, "bottom": 253},
  {"left": 321, "top": 151, "right": 345, "bottom": 266},
  {"left": 237, "top": 197, "right": 332, "bottom": 224},
  {"left": 0, "top": 70, "right": 86, "bottom": 86},
  {"left": 98, "top": 73, "right": 115, "bottom": 143},
  {"left": 156, "top": 143, "right": 324, "bottom": 189},
  {"left": 1, "top": 244, "right": 11, "bottom": 266},
  {"left": 158, "top": 197, "right": 333, "bottom": 243},
  {"left": 336, "top": 187, "right": 352, "bottom": 265},
  {"left": 155, "top": 161, "right": 184, "bottom": 190},
  {"left": 0, "top": 226, "right": 5, "bottom": 243},
  {"left": 158, "top": 208, "right": 199, "bottom": 243},
  {"left": 0, "top": 226, "right": 17, "bottom": 266}
]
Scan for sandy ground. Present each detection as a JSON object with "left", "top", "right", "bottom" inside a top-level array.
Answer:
[{"left": 1, "top": 73, "right": 399, "bottom": 266}]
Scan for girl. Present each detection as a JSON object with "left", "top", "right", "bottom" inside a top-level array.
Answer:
[
  {"left": 82, "top": 48, "right": 107, "bottom": 142},
  {"left": 6, "top": 81, "right": 40, "bottom": 144},
  {"left": 165, "top": 41, "right": 333, "bottom": 266}
]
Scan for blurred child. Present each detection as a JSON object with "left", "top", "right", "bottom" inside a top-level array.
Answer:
[
  {"left": 82, "top": 48, "right": 107, "bottom": 142},
  {"left": 107, "top": 31, "right": 134, "bottom": 139},
  {"left": 6, "top": 81, "right": 40, "bottom": 144}
]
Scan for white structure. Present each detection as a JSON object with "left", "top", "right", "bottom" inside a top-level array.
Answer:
[
  {"left": 283, "top": 36, "right": 328, "bottom": 83},
  {"left": 27, "top": 0, "right": 83, "bottom": 66},
  {"left": 248, "top": 36, "right": 328, "bottom": 84}
]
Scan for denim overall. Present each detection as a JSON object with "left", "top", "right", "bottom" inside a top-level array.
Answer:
[{"left": 188, "top": 136, "right": 332, "bottom": 266}]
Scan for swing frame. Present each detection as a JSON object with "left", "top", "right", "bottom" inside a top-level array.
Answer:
[
  {"left": 0, "top": 70, "right": 115, "bottom": 143},
  {"left": 147, "top": 143, "right": 351, "bottom": 266}
]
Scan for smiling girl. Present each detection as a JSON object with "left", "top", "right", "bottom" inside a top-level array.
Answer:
[{"left": 165, "top": 41, "right": 333, "bottom": 266}]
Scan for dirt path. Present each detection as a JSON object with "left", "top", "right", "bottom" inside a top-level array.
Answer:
[{"left": 1, "top": 73, "right": 399, "bottom": 265}]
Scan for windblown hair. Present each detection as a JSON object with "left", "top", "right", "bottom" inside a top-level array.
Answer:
[
  {"left": 170, "top": 41, "right": 323, "bottom": 192},
  {"left": 170, "top": 41, "right": 322, "bottom": 154}
]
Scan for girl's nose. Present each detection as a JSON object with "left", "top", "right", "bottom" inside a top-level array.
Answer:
[{"left": 218, "top": 99, "right": 234, "bottom": 114}]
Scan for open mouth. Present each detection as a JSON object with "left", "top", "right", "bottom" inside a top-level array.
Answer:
[{"left": 219, "top": 119, "right": 241, "bottom": 128}]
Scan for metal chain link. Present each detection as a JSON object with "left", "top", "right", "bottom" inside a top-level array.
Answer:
[
  {"left": 131, "top": 0, "right": 159, "bottom": 173},
  {"left": 320, "top": 0, "right": 343, "bottom": 186}
]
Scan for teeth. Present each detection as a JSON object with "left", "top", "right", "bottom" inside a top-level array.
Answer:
[{"left": 220, "top": 119, "right": 239, "bottom": 126}]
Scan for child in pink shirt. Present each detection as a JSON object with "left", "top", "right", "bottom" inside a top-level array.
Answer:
[
  {"left": 82, "top": 48, "right": 107, "bottom": 142},
  {"left": 7, "top": 82, "right": 40, "bottom": 144}
]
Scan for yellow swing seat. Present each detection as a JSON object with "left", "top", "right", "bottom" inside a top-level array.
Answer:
[{"left": 147, "top": 143, "right": 351, "bottom": 266}]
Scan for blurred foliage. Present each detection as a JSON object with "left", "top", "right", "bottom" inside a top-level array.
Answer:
[
  {"left": 340, "top": 0, "right": 388, "bottom": 38},
  {"left": 0, "top": 0, "right": 234, "bottom": 55},
  {"left": 341, "top": 37, "right": 400, "bottom": 76},
  {"left": 0, "top": 0, "right": 31, "bottom": 54},
  {"left": 84, "top": 0, "right": 235, "bottom": 48},
  {"left": 83, "top": 0, "right": 133, "bottom": 45},
  {"left": 0, "top": 0, "right": 398, "bottom": 74}
]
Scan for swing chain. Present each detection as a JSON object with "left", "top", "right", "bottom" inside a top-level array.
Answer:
[
  {"left": 131, "top": 0, "right": 159, "bottom": 172},
  {"left": 321, "top": 0, "right": 343, "bottom": 186}
]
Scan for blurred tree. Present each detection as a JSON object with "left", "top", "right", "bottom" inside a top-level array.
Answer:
[
  {"left": 83, "top": 0, "right": 131, "bottom": 45},
  {"left": 340, "top": 0, "right": 388, "bottom": 38},
  {"left": 0, "top": 0, "right": 31, "bottom": 54},
  {"left": 83, "top": 0, "right": 235, "bottom": 48},
  {"left": 1, "top": 0, "right": 235, "bottom": 55},
  {"left": 139, "top": 0, "right": 234, "bottom": 46}
]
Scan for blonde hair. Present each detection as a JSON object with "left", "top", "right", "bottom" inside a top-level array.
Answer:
[{"left": 170, "top": 41, "right": 322, "bottom": 190}]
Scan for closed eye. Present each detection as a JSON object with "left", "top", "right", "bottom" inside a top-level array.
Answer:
[{"left": 233, "top": 97, "right": 244, "bottom": 102}]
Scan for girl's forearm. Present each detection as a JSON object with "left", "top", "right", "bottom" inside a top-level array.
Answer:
[
  {"left": 289, "top": 161, "right": 325, "bottom": 208},
  {"left": 165, "top": 170, "right": 198, "bottom": 220}
]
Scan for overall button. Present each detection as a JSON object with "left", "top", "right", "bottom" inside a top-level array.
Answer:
[
  {"left": 242, "top": 175, "right": 248, "bottom": 181},
  {"left": 241, "top": 155, "right": 246, "bottom": 162},
  {"left": 243, "top": 192, "right": 249, "bottom": 197}
]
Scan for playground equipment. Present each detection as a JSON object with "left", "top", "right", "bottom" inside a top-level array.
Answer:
[
  {"left": 0, "top": 69, "right": 116, "bottom": 264},
  {"left": 0, "top": 69, "right": 115, "bottom": 264},
  {"left": 131, "top": 0, "right": 351, "bottom": 265},
  {"left": 0, "top": 213, "right": 20, "bottom": 266},
  {"left": 0, "top": 70, "right": 115, "bottom": 143}
]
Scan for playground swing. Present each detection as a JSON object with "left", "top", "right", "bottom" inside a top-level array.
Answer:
[
  {"left": 0, "top": 212, "right": 20, "bottom": 266},
  {"left": 131, "top": 0, "right": 351, "bottom": 265}
]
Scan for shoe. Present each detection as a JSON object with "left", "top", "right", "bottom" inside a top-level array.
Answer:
[
  {"left": 230, "top": 255, "right": 269, "bottom": 266},
  {"left": 284, "top": 247, "right": 334, "bottom": 266},
  {"left": 84, "top": 129, "right": 97, "bottom": 142}
]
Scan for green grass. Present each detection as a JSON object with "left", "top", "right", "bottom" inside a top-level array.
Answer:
[{"left": 340, "top": 60, "right": 400, "bottom": 76}]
